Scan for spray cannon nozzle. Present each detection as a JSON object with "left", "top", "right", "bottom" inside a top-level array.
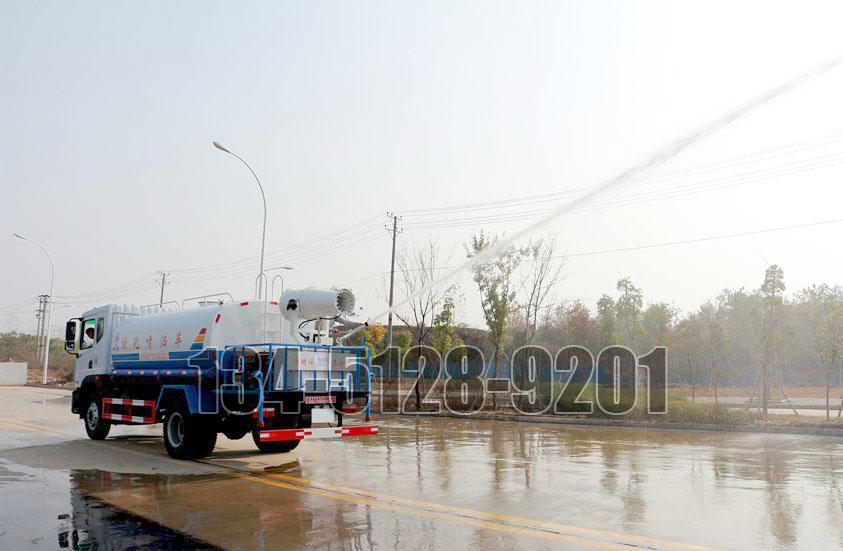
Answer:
[
  {"left": 336, "top": 319, "right": 371, "bottom": 344},
  {"left": 278, "top": 287, "right": 355, "bottom": 320}
]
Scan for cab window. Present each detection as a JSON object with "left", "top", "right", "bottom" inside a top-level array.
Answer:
[
  {"left": 96, "top": 318, "right": 104, "bottom": 342},
  {"left": 80, "top": 319, "right": 97, "bottom": 350}
]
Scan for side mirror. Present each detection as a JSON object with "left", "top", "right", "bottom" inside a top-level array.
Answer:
[{"left": 65, "top": 319, "right": 80, "bottom": 355}]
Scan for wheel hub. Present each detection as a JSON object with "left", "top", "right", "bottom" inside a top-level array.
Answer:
[
  {"left": 86, "top": 402, "right": 99, "bottom": 430},
  {"left": 167, "top": 413, "right": 185, "bottom": 448}
]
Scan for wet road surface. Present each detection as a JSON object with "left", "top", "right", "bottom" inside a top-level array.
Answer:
[{"left": 1, "top": 386, "right": 842, "bottom": 550}]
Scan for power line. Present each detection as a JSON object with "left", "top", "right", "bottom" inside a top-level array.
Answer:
[
  {"left": 400, "top": 152, "right": 843, "bottom": 229},
  {"left": 564, "top": 217, "right": 843, "bottom": 258},
  {"left": 166, "top": 215, "right": 384, "bottom": 276},
  {"left": 45, "top": 217, "right": 387, "bottom": 305},
  {"left": 169, "top": 231, "right": 389, "bottom": 283},
  {"left": 334, "top": 216, "right": 843, "bottom": 286},
  {"left": 396, "top": 130, "right": 843, "bottom": 217}
]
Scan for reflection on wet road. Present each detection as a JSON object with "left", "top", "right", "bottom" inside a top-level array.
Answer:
[{"left": 1, "top": 387, "right": 842, "bottom": 550}]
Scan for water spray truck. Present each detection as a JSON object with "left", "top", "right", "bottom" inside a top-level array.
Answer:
[{"left": 63, "top": 287, "right": 377, "bottom": 459}]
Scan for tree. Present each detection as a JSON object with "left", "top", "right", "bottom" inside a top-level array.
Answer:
[
  {"left": 797, "top": 283, "right": 843, "bottom": 417},
  {"left": 716, "top": 288, "right": 761, "bottom": 387},
  {"left": 466, "top": 231, "right": 524, "bottom": 406},
  {"left": 432, "top": 293, "right": 465, "bottom": 355},
  {"left": 672, "top": 313, "right": 706, "bottom": 401},
  {"left": 641, "top": 302, "right": 677, "bottom": 350},
  {"left": 393, "top": 331, "right": 413, "bottom": 353},
  {"left": 519, "top": 236, "right": 564, "bottom": 345},
  {"left": 817, "top": 306, "right": 843, "bottom": 420},
  {"left": 757, "top": 265, "right": 786, "bottom": 417},
  {"left": 701, "top": 302, "right": 726, "bottom": 404},
  {"left": 394, "top": 238, "right": 455, "bottom": 409},
  {"left": 359, "top": 323, "right": 387, "bottom": 358},
  {"left": 596, "top": 295, "right": 619, "bottom": 350},
  {"left": 560, "top": 301, "right": 598, "bottom": 351},
  {"left": 616, "top": 277, "right": 644, "bottom": 352}
]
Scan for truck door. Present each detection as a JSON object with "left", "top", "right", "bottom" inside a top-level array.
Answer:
[{"left": 75, "top": 316, "right": 109, "bottom": 382}]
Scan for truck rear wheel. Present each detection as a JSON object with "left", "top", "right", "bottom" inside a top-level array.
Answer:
[
  {"left": 163, "top": 403, "right": 217, "bottom": 459},
  {"left": 84, "top": 396, "right": 111, "bottom": 440},
  {"left": 252, "top": 432, "right": 301, "bottom": 453}
]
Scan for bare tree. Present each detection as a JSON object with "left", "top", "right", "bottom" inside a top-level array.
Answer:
[
  {"left": 394, "top": 238, "right": 455, "bottom": 409},
  {"left": 519, "top": 236, "right": 565, "bottom": 346}
]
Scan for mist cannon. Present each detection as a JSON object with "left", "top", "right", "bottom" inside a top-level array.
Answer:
[{"left": 280, "top": 287, "right": 356, "bottom": 344}]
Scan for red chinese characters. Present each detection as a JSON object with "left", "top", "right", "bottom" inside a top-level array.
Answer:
[
  {"left": 146, "top": 335, "right": 153, "bottom": 350},
  {"left": 133, "top": 337, "right": 139, "bottom": 350},
  {"left": 174, "top": 332, "right": 182, "bottom": 348},
  {"left": 160, "top": 335, "right": 168, "bottom": 348}
]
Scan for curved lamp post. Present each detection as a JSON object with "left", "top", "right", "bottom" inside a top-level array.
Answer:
[
  {"left": 13, "top": 233, "right": 54, "bottom": 385},
  {"left": 213, "top": 141, "right": 268, "bottom": 299}
]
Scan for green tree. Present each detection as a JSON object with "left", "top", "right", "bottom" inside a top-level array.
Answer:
[
  {"left": 393, "top": 331, "right": 412, "bottom": 353},
  {"left": 797, "top": 283, "right": 843, "bottom": 413},
  {"left": 466, "top": 231, "right": 524, "bottom": 405},
  {"left": 432, "top": 294, "right": 465, "bottom": 355},
  {"left": 596, "top": 295, "right": 618, "bottom": 350},
  {"left": 702, "top": 302, "right": 726, "bottom": 403},
  {"left": 758, "top": 264, "right": 786, "bottom": 417},
  {"left": 817, "top": 306, "right": 843, "bottom": 420},
  {"left": 616, "top": 277, "right": 644, "bottom": 352},
  {"left": 641, "top": 302, "right": 677, "bottom": 350},
  {"left": 561, "top": 301, "right": 598, "bottom": 351}
]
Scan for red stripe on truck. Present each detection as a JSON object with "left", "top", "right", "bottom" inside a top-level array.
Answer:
[{"left": 258, "top": 424, "right": 378, "bottom": 442}]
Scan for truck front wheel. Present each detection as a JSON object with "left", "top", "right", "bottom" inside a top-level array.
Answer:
[
  {"left": 163, "top": 403, "right": 217, "bottom": 459},
  {"left": 84, "top": 396, "right": 111, "bottom": 440}
]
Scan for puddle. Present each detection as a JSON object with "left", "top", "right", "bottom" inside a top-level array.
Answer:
[{"left": 0, "top": 461, "right": 219, "bottom": 550}]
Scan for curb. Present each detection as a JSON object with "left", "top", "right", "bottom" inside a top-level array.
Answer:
[{"left": 403, "top": 411, "right": 843, "bottom": 438}]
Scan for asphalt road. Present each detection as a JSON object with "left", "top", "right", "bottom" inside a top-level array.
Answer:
[{"left": 1, "top": 386, "right": 842, "bottom": 550}]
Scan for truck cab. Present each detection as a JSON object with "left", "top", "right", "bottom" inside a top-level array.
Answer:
[{"left": 66, "top": 305, "right": 121, "bottom": 388}]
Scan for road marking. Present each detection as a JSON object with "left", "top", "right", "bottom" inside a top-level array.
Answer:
[
  {"left": 217, "top": 464, "right": 715, "bottom": 551},
  {"left": 1, "top": 417, "right": 716, "bottom": 551},
  {"left": 0, "top": 418, "right": 79, "bottom": 438},
  {"left": 239, "top": 473, "right": 635, "bottom": 550}
]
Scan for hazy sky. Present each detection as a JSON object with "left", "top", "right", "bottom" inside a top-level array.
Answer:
[{"left": 2, "top": 1, "right": 843, "bottom": 334}]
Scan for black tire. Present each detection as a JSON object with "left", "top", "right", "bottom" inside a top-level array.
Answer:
[
  {"left": 222, "top": 427, "right": 250, "bottom": 441},
  {"left": 252, "top": 431, "right": 301, "bottom": 453},
  {"left": 163, "top": 402, "right": 217, "bottom": 459},
  {"left": 84, "top": 396, "right": 111, "bottom": 440}
]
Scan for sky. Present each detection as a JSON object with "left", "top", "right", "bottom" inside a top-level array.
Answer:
[{"left": 2, "top": 1, "right": 843, "bottom": 335}]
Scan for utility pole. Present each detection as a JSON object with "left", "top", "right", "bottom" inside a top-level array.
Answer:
[
  {"left": 156, "top": 272, "right": 170, "bottom": 307},
  {"left": 385, "top": 212, "right": 402, "bottom": 379}
]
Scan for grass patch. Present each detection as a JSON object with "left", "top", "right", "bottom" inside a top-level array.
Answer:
[{"left": 550, "top": 382, "right": 752, "bottom": 425}]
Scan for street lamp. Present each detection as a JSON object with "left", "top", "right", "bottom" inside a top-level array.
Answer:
[
  {"left": 213, "top": 141, "right": 268, "bottom": 299},
  {"left": 267, "top": 265, "right": 295, "bottom": 298},
  {"left": 13, "top": 233, "right": 54, "bottom": 385}
]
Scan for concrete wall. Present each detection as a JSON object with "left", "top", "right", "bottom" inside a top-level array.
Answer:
[{"left": 0, "top": 362, "right": 27, "bottom": 385}]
